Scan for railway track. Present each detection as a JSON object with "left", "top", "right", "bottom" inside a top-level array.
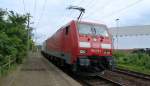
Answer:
[
  {"left": 114, "top": 68, "right": 150, "bottom": 80},
  {"left": 79, "top": 68, "right": 150, "bottom": 86},
  {"left": 79, "top": 76, "right": 122, "bottom": 86},
  {"left": 99, "top": 69, "right": 150, "bottom": 86},
  {"left": 45, "top": 55, "right": 150, "bottom": 86}
]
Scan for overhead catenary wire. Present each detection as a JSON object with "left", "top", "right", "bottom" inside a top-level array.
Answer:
[
  {"left": 69, "top": 0, "right": 85, "bottom": 19},
  {"left": 33, "top": 0, "right": 47, "bottom": 47},
  {"left": 72, "top": 0, "right": 92, "bottom": 19},
  {"left": 22, "top": 0, "right": 26, "bottom": 13},
  {"left": 35, "top": 0, "right": 47, "bottom": 28},
  {"left": 70, "top": 0, "right": 111, "bottom": 19},
  {"left": 67, "top": 6, "right": 85, "bottom": 20},
  {"left": 59, "top": 0, "right": 76, "bottom": 24},
  {"left": 71, "top": 0, "right": 113, "bottom": 20},
  {"left": 83, "top": 0, "right": 96, "bottom": 7},
  {"left": 22, "top": 0, "right": 31, "bottom": 56},
  {"left": 61, "top": 0, "right": 87, "bottom": 25},
  {"left": 101, "top": 0, "right": 144, "bottom": 19},
  {"left": 32, "top": 0, "right": 38, "bottom": 46},
  {"left": 85, "top": 0, "right": 114, "bottom": 18},
  {"left": 33, "top": 0, "right": 37, "bottom": 35},
  {"left": 33, "top": 0, "right": 37, "bottom": 16},
  {"left": 61, "top": 0, "right": 86, "bottom": 22}
]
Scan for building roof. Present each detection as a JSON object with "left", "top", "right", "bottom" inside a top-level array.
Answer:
[{"left": 109, "top": 25, "right": 150, "bottom": 37}]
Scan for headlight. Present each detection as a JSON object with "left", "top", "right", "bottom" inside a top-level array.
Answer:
[
  {"left": 101, "top": 44, "right": 111, "bottom": 49},
  {"left": 80, "top": 50, "right": 86, "bottom": 54},
  {"left": 79, "top": 42, "right": 91, "bottom": 48}
]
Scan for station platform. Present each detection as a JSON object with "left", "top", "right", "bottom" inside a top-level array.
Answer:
[{"left": 0, "top": 52, "right": 81, "bottom": 86}]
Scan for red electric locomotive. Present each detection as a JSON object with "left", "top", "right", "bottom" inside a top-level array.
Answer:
[{"left": 41, "top": 20, "right": 115, "bottom": 74}]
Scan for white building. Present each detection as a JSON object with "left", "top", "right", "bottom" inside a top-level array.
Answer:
[
  {"left": 109, "top": 25, "right": 150, "bottom": 37},
  {"left": 108, "top": 25, "right": 150, "bottom": 49}
]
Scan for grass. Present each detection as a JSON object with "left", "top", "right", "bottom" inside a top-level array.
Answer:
[
  {"left": 117, "top": 63, "right": 150, "bottom": 75},
  {"left": 0, "top": 55, "right": 28, "bottom": 77},
  {"left": 113, "top": 51, "right": 150, "bottom": 75},
  {"left": 0, "top": 63, "right": 17, "bottom": 77}
]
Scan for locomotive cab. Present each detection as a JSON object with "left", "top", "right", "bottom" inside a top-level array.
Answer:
[
  {"left": 41, "top": 20, "right": 115, "bottom": 75},
  {"left": 75, "top": 21, "right": 115, "bottom": 73}
]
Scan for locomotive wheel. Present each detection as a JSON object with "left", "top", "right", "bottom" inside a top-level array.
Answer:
[
  {"left": 72, "top": 64, "right": 78, "bottom": 72},
  {"left": 105, "top": 56, "right": 115, "bottom": 70},
  {"left": 60, "top": 59, "right": 64, "bottom": 66}
]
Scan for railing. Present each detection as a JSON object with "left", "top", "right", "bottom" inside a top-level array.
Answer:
[{"left": 0, "top": 56, "right": 16, "bottom": 76}]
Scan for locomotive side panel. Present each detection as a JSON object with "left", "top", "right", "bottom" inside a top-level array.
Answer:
[
  {"left": 41, "top": 41, "right": 46, "bottom": 52},
  {"left": 46, "top": 29, "right": 64, "bottom": 59},
  {"left": 61, "top": 25, "right": 72, "bottom": 64},
  {"left": 69, "top": 21, "right": 79, "bottom": 64},
  {"left": 45, "top": 21, "right": 77, "bottom": 64},
  {"left": 61, "top": 21, "right": 78, "bottom": 64}
]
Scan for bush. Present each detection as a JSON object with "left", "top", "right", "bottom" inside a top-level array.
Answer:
[
  {"left": 113, "top": 51, "right": 150, "bottom": 70},
  {"left": 0, "top": 9, "right": 34, "bottom": 75}
]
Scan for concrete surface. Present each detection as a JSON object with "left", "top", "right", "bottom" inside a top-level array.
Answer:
[{"left": 0, "top": 52, "right": 81, "bottom": 86}]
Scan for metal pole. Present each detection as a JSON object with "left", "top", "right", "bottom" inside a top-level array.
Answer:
[
  {"left": 8, "top": 56, "right": 10, "bottom": 69},
  {"left": 115, "top": 18, "right": 119, "bottom": 49},
  {"left": 27, "top": 13, "right": 30, "bottom": 57},
  {"left": 0, "top": 66, "right": 1, "bottom": 76}
]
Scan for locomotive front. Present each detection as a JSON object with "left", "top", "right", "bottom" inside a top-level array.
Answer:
[{"left": 75, "top": 22, "right": 115, "bottom": 73}]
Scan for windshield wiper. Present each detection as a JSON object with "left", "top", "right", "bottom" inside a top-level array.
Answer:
[{"left": 91, "top": 28, "right": 96, "bottom": 35}]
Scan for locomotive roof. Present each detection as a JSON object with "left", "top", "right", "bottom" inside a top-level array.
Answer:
[
  {"left": 44, "top": 20, "right": 108, "bottom": 44},
  {"left": 60, "top": 20, "right": 106, "bottom": 28},
  {"left": 75, "top": 20, "right": 106, "bottom": 25}
]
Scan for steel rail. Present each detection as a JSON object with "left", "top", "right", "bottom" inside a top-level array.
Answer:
[
  {"left": 80, "top": 79, "right": 93, "bottom": 86},
  {"left": 96, "top": 75, "right": 123, "bottom": 86},
  {"left": 114, "top": 68, "right": 150, "bottom": 80},
  {"left": 80, "top": 76, "right": 123, "bottom": 86}
]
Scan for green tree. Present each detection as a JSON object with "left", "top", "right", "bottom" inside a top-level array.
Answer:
[{"left": 0, "top": 8, "right": 34, "bottom": 69}]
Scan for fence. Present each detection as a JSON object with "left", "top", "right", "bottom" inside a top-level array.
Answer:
[{"left": 0, "top": 56, "right": 16, "bottom": 76}]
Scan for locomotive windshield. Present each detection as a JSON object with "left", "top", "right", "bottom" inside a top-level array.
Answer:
[{"left": 78, "top": 23, "right": 109, "bottom": 37}]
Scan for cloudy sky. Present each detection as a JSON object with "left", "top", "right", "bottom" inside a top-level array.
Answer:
[{"left": 0, "top": 0, "right": 150, "bottom": 49}]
